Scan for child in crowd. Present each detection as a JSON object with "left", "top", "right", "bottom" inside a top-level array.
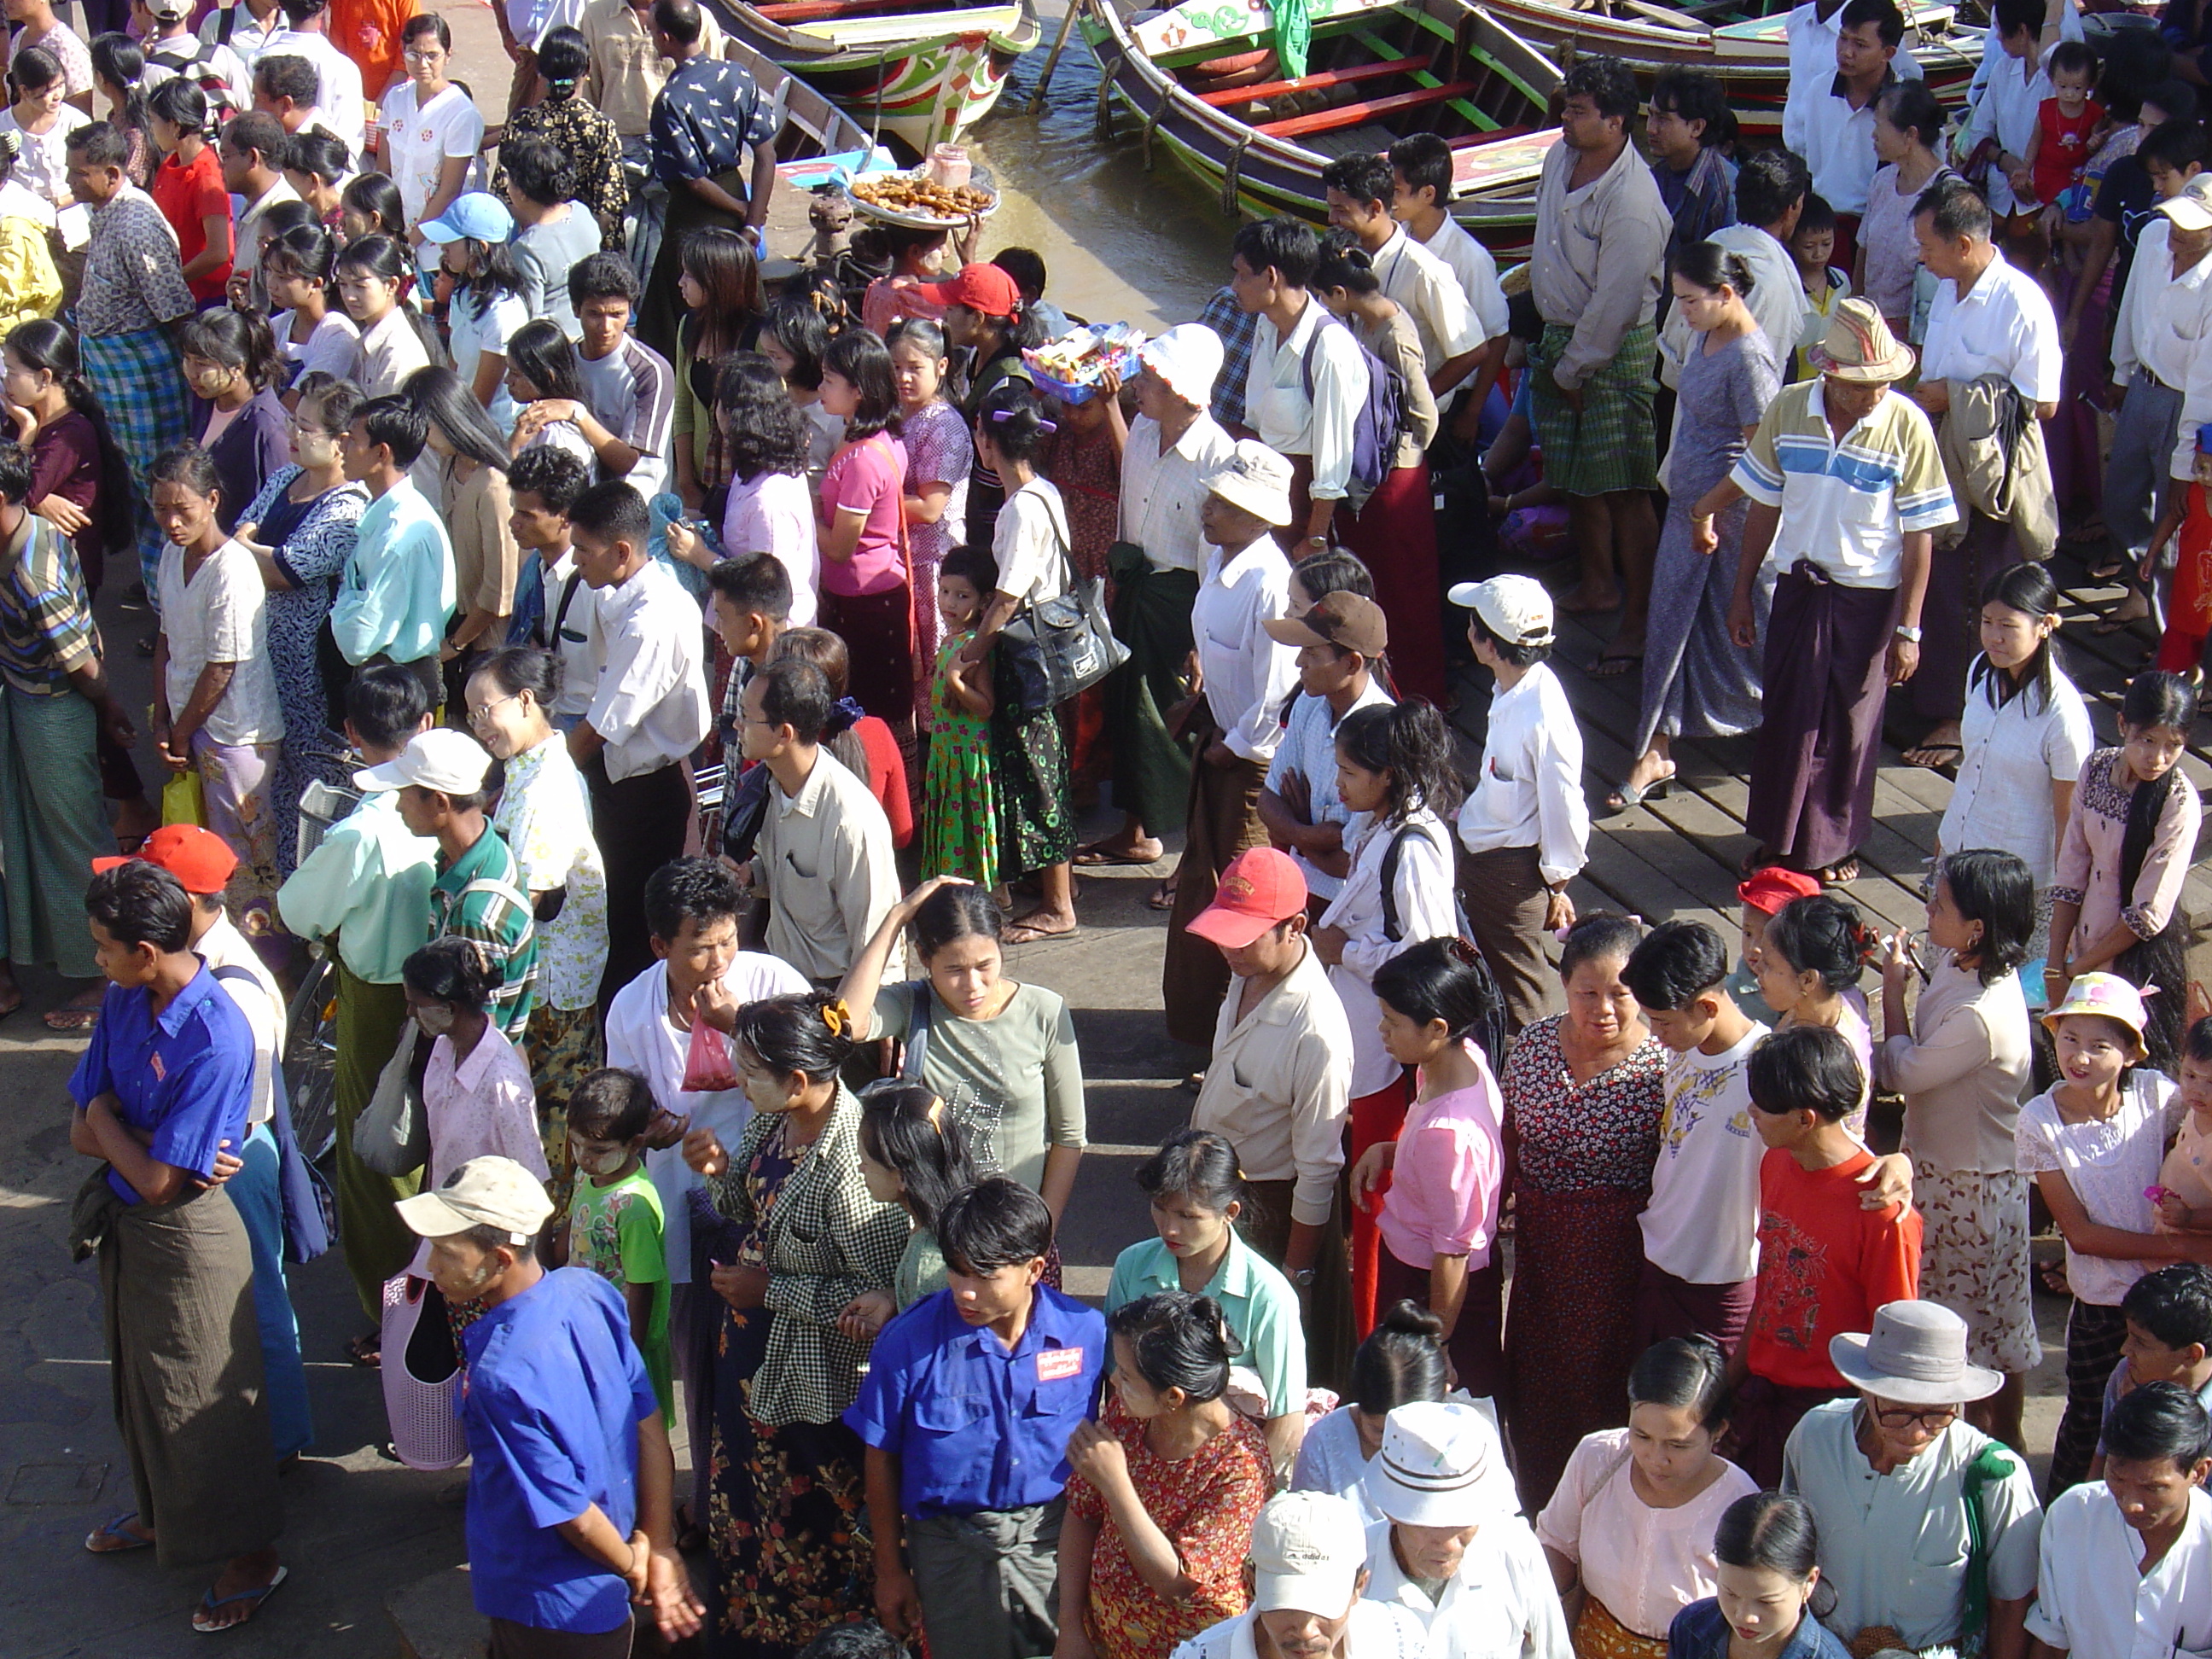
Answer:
[
  {"left": 847, "top": 1177, "right": 1107, "bottom": 1659},
  {"left": 993, "top": 246, "right": 1070, "bottom": 340},
  {"left": 1667, "top": 1493, "right": 1854, "bottom": 1659},
  {"left": 1349, "top": 939, "right": 1508, "bottom": 1396},
  {"left": 2019, "top": 973, "right": 2188, "bottom": 1493},
  {"left": 2094, "top": 1263, "right": 2212, "bottom": 1478},
  {"left": 922, "top": 544, "right": 999, "bottom": 887},
  {"left": 1536, "top": 1337, "right": 1759, "bottom": 1654},
  {"left": 1730, "top": 1025, "right": 1922, "bottom": 1485},
  {"left": 1755, "top": 892, "right": 1877, "bottom": 1132},
  {"left": 2142, "top": 422, "right": 2212, "bottom": 678},
  {"left": 839, "top": 1081, "right": 982, "bottom": 1330},
  {"left": 1289, "top": 1300, "right": 1452, "bottom": 1526},
  {"left": 564, "top": 1067, "right": 672, "bottom": 1423},
  {"left": 2157, "top": 1018, "right": 2212, "bottom": 1227},
  {"left": 888, "top": 317, "right": 971, "bottom": 721},
  {"left": 1060, "top": 1289, "right": 1272, "bottom": 1659},
  {"left": 1730, "top": 866, "right": 1821, "bottom": 1024},
  {"left": 1790, "top": 195, "right": 1851, "bottom": 379},
  {"left": 772, "top": 625, "right": 914, "bottom": 849},
  {"left": 1105, "top": 1130, "right": 1308, "bottom": 1476},
  {"left": 2027, "top": 39, "right": 2105, "bottom": 276}
]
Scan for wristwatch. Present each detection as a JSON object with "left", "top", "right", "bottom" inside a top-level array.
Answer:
[
  {"left": 1291, "top": 1268, "right": 1318, "bottom": 1289},
  {"left": 1893, "top": 624, "right": 1923, "bottom": 643}
]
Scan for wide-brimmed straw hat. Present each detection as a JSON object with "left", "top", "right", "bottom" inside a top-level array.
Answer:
[
  {"left": 1808, "top": 298, "right": 1917, "bottom": 383},
  {"left": 1831, "top": 1300, "right": 2004, "bottom": 1406}
]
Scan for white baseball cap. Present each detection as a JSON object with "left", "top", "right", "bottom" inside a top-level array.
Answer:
[
  {"left": 396, "top": 1155, "right": 555, "bottom": 1241},
  {"left": 354, "top": 728, "right": 496, "bottom": 796},
  {"left": 1450, "top": 573, "right": 1556, "bottom": 648},
  {"left": 1249, "top": 1491, "right": 1369, "bottom": 1616},
  {"left": 1137, "top": 323, "right": 1225, "bottom": 409},
  {"left": 2159, "top": 174, "right": 2212, "bottom": 233},
  {"left": 1200, "top": 439, "right": 1295, "bottom": 528},
  {"left": 1365, "top": 1401, "right": 1520, "bottom": 1528}
]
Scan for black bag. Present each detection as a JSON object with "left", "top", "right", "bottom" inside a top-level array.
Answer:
[
  {"left": 719, "top": 758, "right": 774, "bottom": 864},
  {"left": 994, "top": 484, "right": 1129, "bottom": 719}
]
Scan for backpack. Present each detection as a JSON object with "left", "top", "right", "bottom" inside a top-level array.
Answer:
[
  {"left": 1377, "top": 820, "right": 1438, "bottom": 944},
  {"left": 1299, "top": 311, "right": 1408, "bottom": 502},
  {"left": 148, "top": 35, "right": 242, "bottom": 123}
]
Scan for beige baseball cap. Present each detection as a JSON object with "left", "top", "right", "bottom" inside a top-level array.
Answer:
[{"left": 396, "top": 1156, "right": 555, "bottom": 1242}]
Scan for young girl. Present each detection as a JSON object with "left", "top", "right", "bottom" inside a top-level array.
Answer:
[
  {"left": 431, "top": 205, "right": 529, "bottom": 433},
  {"left": 1858, "top": 80, "right": 1953, "bottom": 337},
  {"left": 146, "top": 79, "right": 230, "bottom": 305},
  {"left": 563, "top": 1066, "right": 672, "bottom": 1417},
  {"left": 337, "top": 172, "right": 407, "bottom": 246},
  {"left": 1059, "top": 1289, "right": 1274, "bottom": 1659},
  {"left": 771, "top": 626, "right": 913, "bottom": 848},
  {"left": 1289, "top": 1299, "right": 1450, "bottom": 1526},
  {"left": 681, "top": 991, "right": 908, "bottom": 1656},
  {"left": 2017, "top": 973, "right": 2192, "bottom": 1493},
  {"left": 4, "top": 314, "right": 134, "bottom": 597},
  {"left": 403, "top": 364, "right": 515, "bottom": 697},
  {"left": 861, "top": 224, "right": 955, "bottom": 336},
  {"left": 837, "top": 1082, "right": 981, "bottom": 1335},
  {"left": 815, "top": 329, "right": 912, "bottom": 735},
  {"left": 1667, "top": 1493, "right": 1853, "bottom": 1659},
  {"left": 2051, "top": 669, "right": 2203, "bottom": 1074},
  {"left": 676, "top": 351, "right": 820, "bottom": 625},
  {"left": 262, "top": 224, "right": 357, "bottom": 390},
  {"left": 760, "top": 294, "right": 842, "bottom": 487},
  {"left": 1938, "top": 564, "right": 2093, "bottom": 958},
  {"left": 336, "top": 235, "right": 439, "bottom": 397},
  {"left": 1313, "top": 699, "right": 1463, "bottom": 1333},
  {"left": 1350, "top": 938, "right": 1510, "bottom": 1397},
  {"left": 501, "top": 319, "right": 593, "bottom": 467},
  {"left": 671, "top": 228, "right": 767, "bottom": 513},
  {"left": 181, "top": 306, "right": 288, "bottom": 533},
  {"left": 891, "top": 317, "right": 972, "bottom": 724},
  {"left": 0, "top": 48, "right": 85, "bottom": 218},
  {"left": 2157, "top": 1017, "right": 2212, "bottom": 1229},
  {"left": 1103, "top": 1130, "right": 1308, "bottom": 1475},
  {"left": 89, "top": 32, "right": 150, "bottom": 187},
  {"left": 1537, "top": 1337, "right": 1759, "bottom": 1658},
  {"left": 969, "top": 383, "right": 1077, "bottom": 941},
  {"left": 923, "top": 545, "right": 998, "bottom": 886},
  {"left": 1754, "top": 892, "right": 1877, "bottom": 1126}
]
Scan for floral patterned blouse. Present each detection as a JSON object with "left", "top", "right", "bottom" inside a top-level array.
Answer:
[
  {"left": 2051, "top": 746, "right": 2202, "bottom": 958},
  {"left": 1502, "top": 1014, "right": 1668, "bottom": 1195},
  {"left": 491, "top": 734, "right": 608, "bottom": 1012},
  {"left": 492, "top": 93, "right": 631, "bottom": 248},
  {"left": 1068, "top": 1393, "right": 1272, "bottom": 1659},
  {"left": 899, "top": 397, "right": 971, "bottom": 571}
]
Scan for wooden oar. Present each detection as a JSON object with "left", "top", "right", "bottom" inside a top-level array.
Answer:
[{"left": 1028, "top": 0, "right": 1088, "bottom": 112}]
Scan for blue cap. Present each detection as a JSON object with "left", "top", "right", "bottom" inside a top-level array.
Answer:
[{"left": 420, "top": 193, "right": 514, "bottom": 246}]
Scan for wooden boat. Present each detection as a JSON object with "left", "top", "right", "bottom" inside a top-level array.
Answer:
[
  {"left": 719, "top": 27, "right": 902, "bottom": 170},
  {"left": 1083, "top": 0, "right": 1563, "bottom": 260},
  {"left": 707, "top": 0, "right": 1042, "bottom": 154},
  {"left": 1478, "top": 0, "right": 1983, "bottom": 141}
]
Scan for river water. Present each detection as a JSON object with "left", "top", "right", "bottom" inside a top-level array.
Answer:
[{"left": 959, "top": 2, "right": 1241, "bottom": 335}]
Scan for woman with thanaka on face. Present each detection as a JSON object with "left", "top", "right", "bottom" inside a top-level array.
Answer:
[{"left": 181, "top": 307, "right": 289, "bottom": 534}]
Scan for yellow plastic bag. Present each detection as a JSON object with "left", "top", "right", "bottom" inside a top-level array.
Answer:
[{"left": 160, "top": 766, "right": 204, "bottom": 828}]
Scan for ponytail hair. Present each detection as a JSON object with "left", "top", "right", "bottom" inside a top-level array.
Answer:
[
  {"left": 1108, "top": 1290, "right": 1241, "bottom": 1403},
  {"left": 733, "top": 989, "right": 858, "bottom": 1083},
  {"left": 1351, "top": 1300, "right": 1449, "bottom": 1417},
  {"left": 401, "top": 935, "right": 500, "bottom": 1010},
  {"left": 5, "top": 318, "right": 133, "bottom": 568},
  {"left": 857, "top": 1083, "right": 981, "bottom": 1234},
  {"left": 1333, "top": 699, "right": 1460, "bottom": 824},
  {"left": 1762, "top": 892, "right": 1877, "bottom": 992},
  {"left": 335, "top": 233, "right": 447, "bottom": 366},
  {"left": 1371, "top": 935, "right": 1505, "bottom": 1066},
  {"left": 1671, "top": 238, "right": 1755, "bottom": 296}
]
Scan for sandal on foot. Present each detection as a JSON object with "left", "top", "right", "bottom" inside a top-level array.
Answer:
[
  {"left": 191, "top": 1565, "right": 287, "bottom": 1633},
  {"left": 85, "top": 1512, "right": 153, "bottom": 1554},
  {"left": 2085, "top": 550, "right": 2126, "bottom": 580},
  {"left": 42, "top": 1004, "right": 99, "bottom": 1033},
  {"left": 1146, "top": 882, "right": 1178, "bottom": 912},
  {"left": 1817, "top": 858, "right": 1862, "bottom": 885},
  {"left": 1588, "top": 650, "right": 1643, "bottom": 680},
  {"left": 1904, "top": 742, "right": 1963, "bottom": 771},
  {"left": 1071, "top": 840, "right": 1163, "bottom": 867},
  {"left": 343, "top": 1331, "right": 381, "bottom": 1368},
  {"left": 1004, "top": 920, "right": 1080, "bottom": 946},
  {"left": 1601, "top": 768, "right": 1674, "bottom": 816}
]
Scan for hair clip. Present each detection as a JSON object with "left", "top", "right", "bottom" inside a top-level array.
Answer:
[
  {"left": 987, "top": 409, "right": 1059, "bottom": 434},
  {"left": 924, "top": 1095, "right": 946, "bottom": 1129},
  {"left": 822, "top": 997, "right": 853, "bottom": 1037}
]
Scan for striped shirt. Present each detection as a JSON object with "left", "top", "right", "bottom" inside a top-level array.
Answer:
[
  {"left": 429, "top": 824, "right": 539, "bottom": 1041},
  {"left": 0, "top": 509, "right": 96, "bottom": 694},
  {"left": 1730, "top": 379, "right": 1955, "bottom": 589},
  {"left": 1197, "top": 285, "right": 1260, "bottom": 432}
]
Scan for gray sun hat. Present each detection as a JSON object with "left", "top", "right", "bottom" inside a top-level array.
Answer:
[{"left": 1829, "top": 1300, "right": 2004, "bottom": 1406}]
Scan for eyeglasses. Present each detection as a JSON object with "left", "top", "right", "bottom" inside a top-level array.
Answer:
[
  {"left": 402, "top": 45, "right": 445, "bottom": 61},
  {"left": 1870, "top": 1404, "right": 1957, "bottom": 1432},
  {"left": 468, "top": 691, "right": 520, "bottom": 728}
]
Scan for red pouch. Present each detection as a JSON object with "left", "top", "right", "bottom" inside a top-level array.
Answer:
[{"left": 681, "top": 1017, "right": 741, "bottom": 1093}]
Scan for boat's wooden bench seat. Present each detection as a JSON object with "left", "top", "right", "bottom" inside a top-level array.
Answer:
[
  {"left": 1196, "top": 55, "right": 1427, "bottom": 107},
  {"left": 1255, "top": 78, "right": 1479, "bottom": 137}
]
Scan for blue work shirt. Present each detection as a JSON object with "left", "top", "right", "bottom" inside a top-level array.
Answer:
[
  {"left": 462, "top": 1266, "right": 657, "bottom": 1634},
  {"left": 845, "top": 1284, "right": 1106, "bottom": 1519},
  {"left": 68, "top": 964, "right": 254, "bottom": 1204}
]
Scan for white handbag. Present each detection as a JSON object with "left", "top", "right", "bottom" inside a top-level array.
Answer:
[{"left": 381, "top": 1274, "right": 469, "bottom": 1471}]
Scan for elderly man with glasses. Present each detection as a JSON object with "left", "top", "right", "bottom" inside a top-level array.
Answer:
[{"left": 1781, "top": 1300, "right": 2044, "bottom": 1659}]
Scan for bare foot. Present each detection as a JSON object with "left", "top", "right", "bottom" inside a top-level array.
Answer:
[
  {"left": 1555, "top": 582, "right": 1621, "bottom": 615},
  {"left": 1904, "top": 722, "right": 1963, "bottom": 770},
  {"left": 1005, "top": 910, "right": 1079, "bottom": 944}
]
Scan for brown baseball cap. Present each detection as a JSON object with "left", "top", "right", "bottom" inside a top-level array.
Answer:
[{"left": 1263, "top": 591, "right": 1388, "bottom": 658}]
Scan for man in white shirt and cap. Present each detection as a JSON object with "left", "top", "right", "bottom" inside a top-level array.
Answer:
[
  {"left": 1172, "top": 1490, "right": 1429, "bottom": 1659},
  {"left": 1091, "top": 322, "right": 1237, "bottom": 876},
  {"left": 1361, "top": 1401, "right": 1572, "bottom": 1659},
  {"left": 1161, "top": 439, "right": 1300, "bottom": 1051}
]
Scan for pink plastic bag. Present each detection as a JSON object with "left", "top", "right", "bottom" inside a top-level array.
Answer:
[{"left": 681, "top": 1016, "right": 740, "bottom": 1093}]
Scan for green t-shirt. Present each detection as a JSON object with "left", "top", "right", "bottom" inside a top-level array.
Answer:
[{"left": 569, "top": 1163, "right": 673, "bottom": 1421}]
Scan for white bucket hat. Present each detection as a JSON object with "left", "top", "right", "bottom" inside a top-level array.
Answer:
[
  {"left": 1830, "top": 1300, "right": 2005, "bottom": 1406},
  {"left": 1249, "top": 1491, "right": 1369, "bottom": 1616},
  {"left": 1365, "top": 1400, "right": 1520, "bottom": 1528},
  {"left": 1201, "top": 439, "right": 1295, "bottom": 528},
  {"left": 1137, "top": 323, "right": 1225, "bottom": 409}
]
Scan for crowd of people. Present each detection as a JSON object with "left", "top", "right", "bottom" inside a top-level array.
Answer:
[{"left": 11, "top": 0, "right": 2212, "bottom": 1651}]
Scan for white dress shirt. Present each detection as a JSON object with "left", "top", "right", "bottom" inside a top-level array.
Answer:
[
  {"left": 1368, "top": 225, "right": 1482, "bottom": 380},
  {"left": 1939, "top": 671, "right": 2093, "bottom": 889},
  {"left": 1959, "top": 48, "right": 2052, "bottom": 216},
  {"left": 1119, "top": 410, "right": 1237, "bottom": 574},
  {"left": 1245, "top": 296, "right": 1371, "bottom": 501},
  {"left": 2025, "top": 1482, "right": 2212, "bottom": 1659},
  {"left": 2111, "top": 218, "right": 2212, "bottom": 480},
  {"left": 1800, "top": 67, "right": 1904, "bottom": 215},
  {"left": 1321, "top": 809, "right": 1461, "bottom": 1095},
  {"left": 1920, "top": 246, "right": 2063, "bottom": 401},
  {"left": 264, "top": 27, "right": 365, "bottom": 154},
  {"left": 1420, "top": 214, "right": 1511, "bottom": 343},
  {"left": 1782, "top": 1, "right": 1922, "bottom": 155},
  {"left": 1455, "top": 662, "right": 1588, "bottom": 888},
  {"left": 585, "top": 556, "right": 710, "bottom": 781},
  {"left": 1191, "top": 533, "right": 1299, "bottom": 764},
  {"left": 1363, "top": 1513, "right": 1575, "bottom": 1659},
  {"left": 1266, "top": 682, "right": 1394, "bottom": 902}
]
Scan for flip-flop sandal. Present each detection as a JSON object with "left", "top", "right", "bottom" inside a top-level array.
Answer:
[
  {"left": 1004, "top": 922, "right": 1080, "bottom": 946},
  {"left": 42, "top": 1004, "right": 99, "bottom": 1033},
  {"left": 1071, "top": 841, "right": 1164, "bottom": 867},
  {"left": 1588, "top": 652, "right": 1643, "bottom": 680},
  {"left": 1146, "top": 882, "right": 1178, "bottom": 912},
  {"left": 0, "top": 993, "right": 23, "bottom": 1021},
  {"left": 344, "top": 1332, "right": 382, "bottom": 1368},
  {"left": 191, "top": 1564, "right": 287, "bottom": 1633},
  {"left": 1905, "top": 743, "right": 1963, "bottom": 771},
  {"left": 85, "top": 1512, "right": 153, "bottom": 1553}
]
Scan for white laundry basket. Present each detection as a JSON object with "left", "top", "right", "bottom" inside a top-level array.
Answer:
[{"left": 381, "top": 1274, "right": 469, "bottom": 1470}]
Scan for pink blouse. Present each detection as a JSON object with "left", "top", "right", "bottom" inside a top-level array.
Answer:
[
  {"left": 406, "top": 1023, "right": 550, "bottom": 1275},
  {"left": 817, "top": 431, "right": 908, "bottom": 597},
  {"left": 1376, "top": 1051, "right": 1505, "bottom": 1272},
  {"left": 2052, "top": 746, "right": 2201, "bottom": 961}
]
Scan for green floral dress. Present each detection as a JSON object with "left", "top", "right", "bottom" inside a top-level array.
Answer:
[{"left": 923, "top": 630, "right": 998, "bottom": 885}]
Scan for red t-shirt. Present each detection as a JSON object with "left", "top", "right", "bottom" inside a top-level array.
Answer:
[
  {"left": 1743, "top": 1146, "right": 1923, "bottom": 1390},
  {"left": 150, "top": 144, "right": 233, "bottom": 302},
  {"left": 853, "top": 713, "right": 914, "bottom": 849}
]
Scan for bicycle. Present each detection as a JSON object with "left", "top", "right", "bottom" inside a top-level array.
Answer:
[{"left": 281, "top": 762, "right": 361, "bottom": 1162}]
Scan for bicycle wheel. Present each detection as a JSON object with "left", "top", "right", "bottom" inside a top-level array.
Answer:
[{"left": 283, "top": 950, "right": 341, "bottom": 1161}]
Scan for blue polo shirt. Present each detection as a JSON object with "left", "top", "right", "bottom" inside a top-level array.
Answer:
[
  {"left": 461, "top": 1267, "right": 657, "bottom": 1634},
  {"left": 844, "top": 1284, "right": 1106, "bottom": 1518},
  {"left": 68, "top": 965, "right": 254, "bottom": 1204}
]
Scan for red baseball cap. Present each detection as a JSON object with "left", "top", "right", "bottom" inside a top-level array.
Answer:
[
  {"left": 94, "top": 823, "right": 237, "bottom": 894},
  {"left": 1187, "top": 847, "right": 1309, "bottom": 950},
  {"left": 910, "top": 262, "right": 1023, "bottom": 320},
  {"left": 1737, "top": 866, "right": 1821, "bottom": 915}
]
